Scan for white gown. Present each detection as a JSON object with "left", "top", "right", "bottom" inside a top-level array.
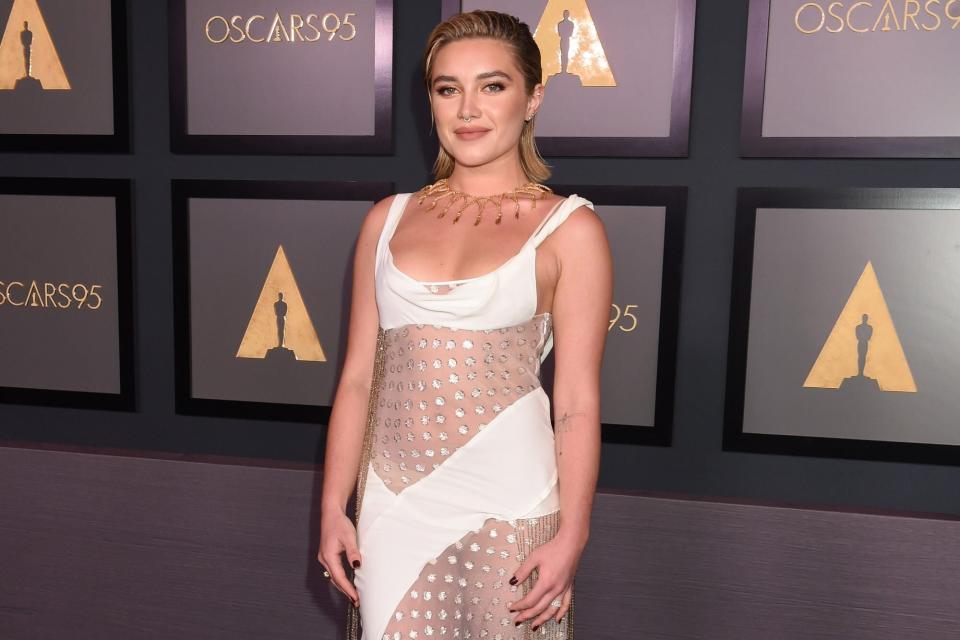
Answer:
[{"left": 351, "top": 191, "right": 593, "bottom": 640}]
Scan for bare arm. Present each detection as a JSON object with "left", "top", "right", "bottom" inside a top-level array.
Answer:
[
  {"left": 508, "top": 205, "right": 612, "bottom": 629},
  {"left": 550, "top": 204, "right": 611, "bottom": 549},
  {"left": 317, "top": 195, "right": 394, "bottom": 604}
]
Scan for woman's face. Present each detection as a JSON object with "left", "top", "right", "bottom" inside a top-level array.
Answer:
[{"left": 429, "top": 37, "right": 542, "bottom": 172}]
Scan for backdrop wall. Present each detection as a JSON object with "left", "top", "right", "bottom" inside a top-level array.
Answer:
[{"left": 0, "top": 1, "right": 957, "bottom": 518}]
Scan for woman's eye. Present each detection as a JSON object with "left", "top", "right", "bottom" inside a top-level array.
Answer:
[
  {"left": 484, "top": 83, "right": 505, "bottom": 93},
  {"left": 437, "top": 86, "right": 456, "bottom": 96}
]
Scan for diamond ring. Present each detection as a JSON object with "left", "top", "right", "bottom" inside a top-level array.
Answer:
[
  {"left": 322, "top": 570, "right": 331, "bottom": 579},
  {"left": 550, "top": 598, "right": 562, "bottom": 607}
]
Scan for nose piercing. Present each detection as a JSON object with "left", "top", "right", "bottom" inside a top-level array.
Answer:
[{"left": 459, "top": 115, "right": 473, "bottom": 123}]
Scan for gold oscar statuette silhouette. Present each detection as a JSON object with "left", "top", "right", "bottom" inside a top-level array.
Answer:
[
  {"left": 532, "top": 0, "right": 615, "bottom": 88},
  {"left": 236, "top": 245, "right": 327, "bottom": 362},
  {"left": 0, "top": 0, "right": 70, "bottom": 91},
  {"left": 803, "top": 261, "right": 916, "bottom": 393}
]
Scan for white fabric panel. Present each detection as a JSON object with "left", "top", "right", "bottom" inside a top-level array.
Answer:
[{"left": 525, "top": 475, "right": 561, "bottom": 518}]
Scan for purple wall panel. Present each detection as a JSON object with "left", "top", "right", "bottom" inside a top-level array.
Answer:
[{"left": 1, "top": 446, "right": 957, "bottom": 639}]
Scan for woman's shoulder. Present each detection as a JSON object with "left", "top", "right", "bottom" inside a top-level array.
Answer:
[
  {"left": 540, "top": 190, "right": 595, "bottom": 213},
  {"left": 349, "top": 196, "right": 392, "bottom": 258},
  {"left": 551, "top": 195, "right": 606, "bottom": 247},
  {"left": 373, "top": 192, "right": 405, "bottom": 212},
  {"left": 359, "top": 193, "right": 405, "bottom": 237},
  {"left": 545, "top": 192, "right": 599, "bottom": 225}
]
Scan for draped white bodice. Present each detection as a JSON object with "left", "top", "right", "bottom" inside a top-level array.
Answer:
[{"left": 374, "top": 191, "right": 594, "bottom": 361}]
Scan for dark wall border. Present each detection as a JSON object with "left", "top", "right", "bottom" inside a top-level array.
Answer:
[
  {"left": 725, "top": 187, "right": 960, "bottom": 466},
  {"left": 0, "top": 177, "right": 136, "bottom": 411}
]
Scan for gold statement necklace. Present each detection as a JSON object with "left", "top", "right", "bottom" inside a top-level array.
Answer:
[{"left": 416, "top": 178, "right": 553, "bottom": 225}]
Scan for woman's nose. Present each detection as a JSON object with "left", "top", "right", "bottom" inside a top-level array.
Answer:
[{"left": 458, "top": 91, "right": 479, "bottom": 120}]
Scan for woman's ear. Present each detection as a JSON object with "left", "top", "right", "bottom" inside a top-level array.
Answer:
[{"left": 526, "top": 82, "right": 544, "bottom": 120}]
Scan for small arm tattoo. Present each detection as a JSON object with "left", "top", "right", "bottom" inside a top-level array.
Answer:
[
  {"left": 555, "top": 411, "right": 585, "bottom": 456},
  {"left": 556, "top": 410, "right": 584, "bottom": 431}
]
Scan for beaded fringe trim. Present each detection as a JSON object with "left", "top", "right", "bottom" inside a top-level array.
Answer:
[
  {"left": 514, "top": 511, "right": 574, "bottom": 640},
  {"left": 346, "top": 326, "right": 388, "bottom": 640}
]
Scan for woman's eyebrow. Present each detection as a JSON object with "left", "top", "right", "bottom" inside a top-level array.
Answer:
[
  {"left": 476, "top": 70, "right": 512, "bottom": 81},
  {"left": 432, "top": 70, "right": 513, "bottom": 85}
]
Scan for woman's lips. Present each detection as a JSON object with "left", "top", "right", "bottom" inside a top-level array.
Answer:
[{"left": 454, "top": 128, "right": 490, "bottom": 140}]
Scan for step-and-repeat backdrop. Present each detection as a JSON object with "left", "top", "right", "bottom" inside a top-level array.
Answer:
[{"left": 2, "top": 0, "right": 959, "bottom": 468}]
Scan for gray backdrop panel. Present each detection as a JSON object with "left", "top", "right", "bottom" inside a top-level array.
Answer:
[
  {"left": 0, "top": 0, "right": 115, "bottom": 134},
  {"left": 744, "top": 207, "right": 960, "bottom": 445},
  {"left": 0, "top": 194, "right": 121, "bottom": 393},
  {"left": 188, "top": 197, "right": 369, "bottom": 406},
  {"left": 184, "top": 0, "right": 377, "bottom": 136},
  {"left": 599, "top": 204, "right": 665, "bottom": 427},
  {"left": 763, "top": 0, "right": 960, "bottom": 137}
]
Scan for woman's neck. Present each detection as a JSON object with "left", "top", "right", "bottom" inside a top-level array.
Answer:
[{"left": 446, "top": 155, "right": 531, "bottom": 196}]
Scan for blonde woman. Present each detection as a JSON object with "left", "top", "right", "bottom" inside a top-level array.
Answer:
[{"left": 318, "top": 10, "right": 612, "bottom": 639}]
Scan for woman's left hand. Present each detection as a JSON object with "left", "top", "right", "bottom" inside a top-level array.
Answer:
[{"left": 507, "top": 528, "right": 586, "bottom": 629}]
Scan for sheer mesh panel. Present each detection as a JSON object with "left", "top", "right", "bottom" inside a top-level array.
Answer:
[
  {"left": 380, "top": 512, "right": 569, "bottom": 640},
  {"left": 372, "top": 314, "right": 552, "bottom": 493}
]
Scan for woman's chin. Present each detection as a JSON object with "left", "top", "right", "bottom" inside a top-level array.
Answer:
[
  {"left": 448, "top": 147, "right": 507, "bottom": 169},
  {"left": 452, "top": 157, "right": 492, "bottom": 169}
]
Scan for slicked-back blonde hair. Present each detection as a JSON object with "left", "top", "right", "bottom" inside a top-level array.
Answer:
[{"left": 422, "top": 10, "right": 551, "bottom": 183}]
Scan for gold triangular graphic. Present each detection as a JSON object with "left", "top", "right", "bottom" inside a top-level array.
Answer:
[
  {"left": 532, "top": 0, "right": 616, "bottom": 87},
  {"left": 236, "top": 245, "right": 326, "bottom": 362},
  {"left": 803, "top": 261, "right": 916, "bottom": 392},
  {"left": 0, "top": 0, "right": 70, "bottom": 90},
  {"left": 267, "top": 12, "right": 292, "bottom": 42}
]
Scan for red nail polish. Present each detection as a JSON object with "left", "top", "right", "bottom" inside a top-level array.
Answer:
[
  {"left": 352, "top": 560, "right": 360, "bottom": 568},
  {"left": 509, "top": 576, "right": 518, "bottom": 585}
]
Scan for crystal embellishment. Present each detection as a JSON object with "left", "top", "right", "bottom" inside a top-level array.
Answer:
[{"left": 370, "top": 315, "right": 551, "bottom": 496}]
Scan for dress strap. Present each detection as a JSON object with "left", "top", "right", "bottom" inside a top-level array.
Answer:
[
  {"left": 530, "top": 194, "right": 594, "bottom": 248},
  {"left": 376, "top": 193, "right": 412, "bottom": 263}
]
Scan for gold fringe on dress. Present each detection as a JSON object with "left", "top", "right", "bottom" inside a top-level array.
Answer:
[
  {"left": 346, "top": 326, "right": 388, "bottom": 640},
  {"left": 514, "top": 511, "right": 574, "bottom": 639}
]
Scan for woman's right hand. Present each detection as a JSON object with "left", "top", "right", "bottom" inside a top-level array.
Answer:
[{"left": 317, "top": 509, "right": 362, "bottom": 608}]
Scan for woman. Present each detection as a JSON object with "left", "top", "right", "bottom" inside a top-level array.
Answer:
[{"left": 318, "top": 10, "right": 611, "bottom": 639}]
